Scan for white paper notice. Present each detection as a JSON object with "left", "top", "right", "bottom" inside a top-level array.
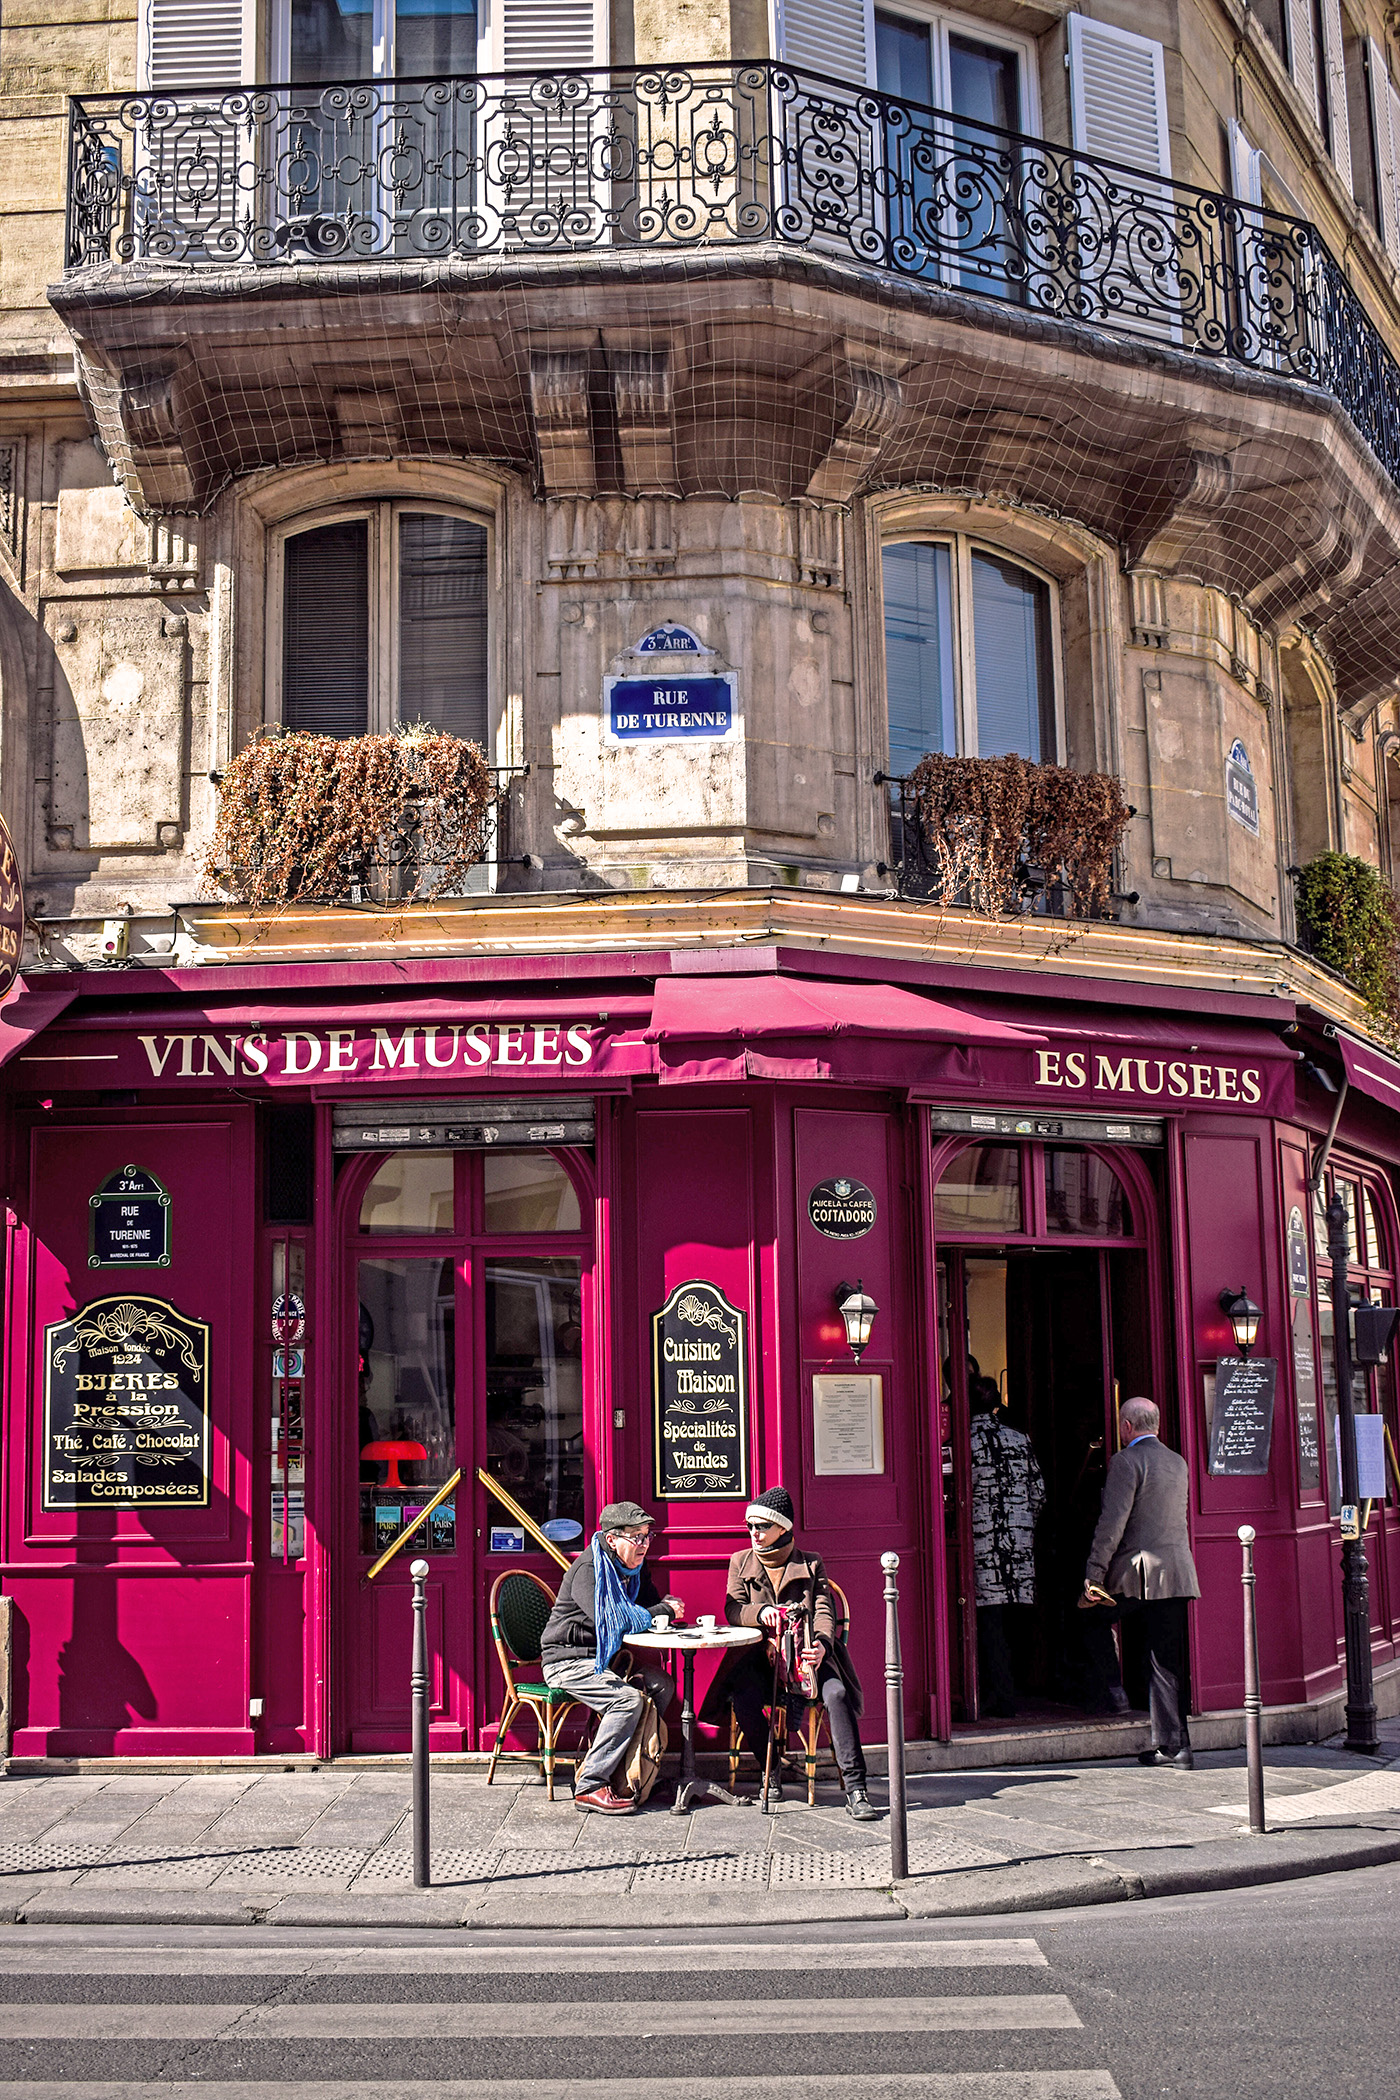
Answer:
[{"left": 813, "top": 1374, "right": 885, "bottom": 1476}]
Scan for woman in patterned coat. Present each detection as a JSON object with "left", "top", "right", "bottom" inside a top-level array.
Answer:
[{"left": 968, "top": 1377, "right": 1045, "bottom": 1717}]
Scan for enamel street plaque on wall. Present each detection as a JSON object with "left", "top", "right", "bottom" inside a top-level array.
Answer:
[
  {"left": 89, "top": 1165, "right": 172, "bottom": 1267},
  {"left": 43, "top": 1295, "right": 211, "bottom": 1509},
  {"left": 652, "top": 1279, "right": 749, "bottom": 1499},
  {"left": 604, "top": 624, "right": 738, "bottom": 743}
]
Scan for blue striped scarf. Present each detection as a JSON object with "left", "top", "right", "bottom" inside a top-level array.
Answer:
[{"left": 591, "top": 1533, "right": 655, "bottom": 1673}]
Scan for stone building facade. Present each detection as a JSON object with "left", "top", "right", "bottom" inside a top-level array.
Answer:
[{"left": 1, "top": 0, "right": 1400, "bottom": 1761}]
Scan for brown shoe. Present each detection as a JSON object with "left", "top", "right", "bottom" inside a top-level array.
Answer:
[{"left": 574, "top": 1785, "right": 636, "bottom": 1815}]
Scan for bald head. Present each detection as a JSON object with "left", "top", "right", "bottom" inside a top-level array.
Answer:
[{"left": 1119, "top": 1395, "right": 1159, "bottom": 1439}]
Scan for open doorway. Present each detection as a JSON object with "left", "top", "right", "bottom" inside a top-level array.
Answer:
[{"left": 932, "top": 1139, "right": 1163, "bottom": 1726}]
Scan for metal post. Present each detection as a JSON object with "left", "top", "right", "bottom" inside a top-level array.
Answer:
[
  {"left": 1327, "top": 1194, "right": 1380, "bottom": 1753},
  {"left": 882, "top": 1551, "right": 908, "bottom": 1881},
  {"left": 1237, "top": 1526, "right": 1266, "bottom": 1835},
  {"left": 410, "top": 1558, "right": 431, "bottom": 1887}
]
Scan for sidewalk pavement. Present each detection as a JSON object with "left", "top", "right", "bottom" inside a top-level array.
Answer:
[{"left": 2, "top": 1719, "right": 1398, "bottom": 1931}]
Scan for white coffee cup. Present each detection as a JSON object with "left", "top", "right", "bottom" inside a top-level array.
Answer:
[
  {"left": 651, "top": 1612, "right": 671, "bottom": 1630},
  {"left": 697, "top": 1613, "right": 717, "bottom": 1631}
]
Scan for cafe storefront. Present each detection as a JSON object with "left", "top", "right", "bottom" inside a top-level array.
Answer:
[{"left": 1, "top": 949, "right": 1398, "bottom": 1761}]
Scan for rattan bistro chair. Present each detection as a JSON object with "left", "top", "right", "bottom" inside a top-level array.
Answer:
[
  {"left": 727, "top": 1579, "right": 852, "bottom": 1805},
  {"left": 486, "top": 1568, "right": 582, "bottom": 1801}
]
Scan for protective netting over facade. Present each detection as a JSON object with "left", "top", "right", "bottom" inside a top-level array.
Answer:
[{"left": 51, "top": 62, "right": 1400, "bottom": 710}]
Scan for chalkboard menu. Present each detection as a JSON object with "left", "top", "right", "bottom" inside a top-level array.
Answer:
[
  {"left": 1208, "top": 1356, "right": 1277, "bottom": 1477},
  {"left": 652, "top": 1280, "right": 749, "bottom": 1500},
  {"left": 43, "top": 1294, "right": 210, "bottom": 1509},
  {"left": 89, "top": 1166, "right": 171, "bottom": 1268}
]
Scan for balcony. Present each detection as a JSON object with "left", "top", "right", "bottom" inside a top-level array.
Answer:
[{"left": 51, "top": 61, "right": 1400, "bottom": 711}]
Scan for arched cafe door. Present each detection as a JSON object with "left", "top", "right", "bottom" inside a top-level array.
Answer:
[{"left": 338, "top": 1145, "right": 592, "bottom": 1751}]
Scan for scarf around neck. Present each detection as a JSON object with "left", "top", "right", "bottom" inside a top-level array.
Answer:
[
  {"left": 590, "top": 1532, "right": 655, "bottom": 1673},
  {"left": 757, "top": 1538, "right": 794, "bottom": 1572}
]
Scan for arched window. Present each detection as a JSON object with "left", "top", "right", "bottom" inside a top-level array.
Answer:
[
  {"left": 882, "top": 535, "right": 1059, "bottom": 770},
  {"left": 933, "top": 1141, "right": 1134, "bottom": 1240},
  {"left": 275, "top": 503, "right": 489, "bottom": 744}
]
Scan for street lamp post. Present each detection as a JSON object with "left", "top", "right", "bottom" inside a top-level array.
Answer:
[{"left": 1325, "top": 1192, "right": 1380, "bottom": 1754}]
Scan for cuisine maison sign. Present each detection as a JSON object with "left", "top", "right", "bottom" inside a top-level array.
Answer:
[{"left": 15, "top": 1023, "right": 1290, "bottom": 1112}]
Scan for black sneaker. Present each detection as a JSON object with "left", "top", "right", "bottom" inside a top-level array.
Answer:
[
  {"left": 759, "top": 1773, "right": 784, "bottom": 1811},
  {"left": 845, "top": 1783, "right": 881, "bottom": 1820}
]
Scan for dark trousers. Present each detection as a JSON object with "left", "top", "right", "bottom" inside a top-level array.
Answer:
[
  {"left": 1083, "top": 1596, "right": 1191, "bottom": 1751},
  {"left": 728, "top": 1652, "right": 867, "bottom": 1788},
  {"left": 976, "top": 1604, "right": 1021, "bottom": 1717}
]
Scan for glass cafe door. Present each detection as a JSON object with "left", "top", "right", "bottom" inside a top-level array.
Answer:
[{"left": 345, "top": 1148, "right": 587, "bottom": 1751}]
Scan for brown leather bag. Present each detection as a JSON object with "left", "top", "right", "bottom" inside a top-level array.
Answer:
[{"left": 616, "top": 1692, "right": 669, "bottom": 1804}]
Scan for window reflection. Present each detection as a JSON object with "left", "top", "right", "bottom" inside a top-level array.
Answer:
[
  {"left": 1044, "top": 1150, "right": 1130, "bottom": 1235},
  {"left": 358, "top": 1257, "right": 457, "bottom": 1553},
  {"left": 483, "top": 1151, "right": 581, "bottom": 1234},
  {"left": 360, "top": 1151, "right": 455, "bottom": 1233},
  {"left": 1363, "top": 1185, "right": 1388, "bottom": 1269},
  {"left": 933, "top": 1144, "right": 1022, "bottom": 1233},
  {"left": 485, "top": 1257, "right": 584, "bottom": 1532}
]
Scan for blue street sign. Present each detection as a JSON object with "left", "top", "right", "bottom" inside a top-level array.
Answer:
[{"left": 605, "top": 672, "right": 737, "bottom": 742}]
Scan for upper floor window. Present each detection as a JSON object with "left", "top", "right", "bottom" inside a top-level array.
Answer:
[
  {"left": 277, "top": 504, "right": 488, "bottom": 743},
  {"left": 882, "top": 536, "right": 1058, "bottom": 772},
  {"left": 873, "top": 6, "right": 1030, "bottom": 131}
]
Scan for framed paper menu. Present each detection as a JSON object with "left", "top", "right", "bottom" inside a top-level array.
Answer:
[{"left": 812, "top": 1374, "right": 885, "bottom": 1476}]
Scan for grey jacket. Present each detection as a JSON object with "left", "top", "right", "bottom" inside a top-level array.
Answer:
[{"left": 1085, "top": 1436, "right": 1200, "bottom": 1601}]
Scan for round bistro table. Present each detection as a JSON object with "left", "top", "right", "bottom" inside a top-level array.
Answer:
[{"left": 628, "top": 1625, "right": 762, "bottom": 1813}]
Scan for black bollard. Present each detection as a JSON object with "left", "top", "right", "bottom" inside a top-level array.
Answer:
[
  {"left": 882, "top": 1551, "right": 908, "bottom": 1881},
  {"left": 1237, "top": 1526, "right": 1266, "bottom": 1834},
  {"left": 410, "top": 1557, "right": 431, "bottom": 1888}
]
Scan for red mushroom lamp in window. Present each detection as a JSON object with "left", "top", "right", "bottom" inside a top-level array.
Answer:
[{"left": 361, "top": 1439, "right": 428, "bottom": 1490}]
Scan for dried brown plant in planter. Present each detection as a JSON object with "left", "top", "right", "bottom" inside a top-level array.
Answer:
[
  {"left": 907, "top": 753, "right": 1131, "bottom": 918},
  {"left": 205, "top": 727, "right": 496, "bottom": 909}
]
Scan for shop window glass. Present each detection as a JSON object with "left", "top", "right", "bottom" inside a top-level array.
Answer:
[
  {"left": 358, "top": 1256, "right": 457, "bottom": 1553},
  {"left": 1044, "top": 1149, "right": 1131, "bottom": 1236},
  {"left": 1340, "top": 1180, "right": 1360, "bottom": 1260},
  {"left": 1363, "top": 1185, "right": 1388, "bottom": 1269},
  {"left": 485, "top": 1257, "right": 584, "bottom": 1532},
  {"left": 482, "top": 1151, "right": 581, "bottom": 1234},
  {"left": 933, "top": 1144, "right": 1022, "bottom": 1233},
  {"left": 359, "top": 1151, "right": 455, "bottom": 1234}
]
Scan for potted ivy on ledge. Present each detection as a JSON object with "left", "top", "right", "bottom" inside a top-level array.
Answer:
[
  {"left": 1294, "top": 852, "right": 1400, "bottom": 1044},
  {"left": 903, "top": 752, "right": 1133, "bottom": 920},
  {"left": 204, "top": 724, "right": 498, "bottom": 909}
]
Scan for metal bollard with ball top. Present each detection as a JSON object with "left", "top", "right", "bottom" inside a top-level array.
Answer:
[
  {"left": 1238, "top": 1526, "right": 1266, "bottom": 1835},
  {"left": 410, "top": 1557, "right": 431, "bottom": 1887},
  {"left": 882, "top": 1551, "right": 908, "bottom": 1881}
]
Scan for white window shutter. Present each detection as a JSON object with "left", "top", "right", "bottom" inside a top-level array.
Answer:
[
  {"left": 1318, "top": 0, "right": 1352, "bottom": 190},
  {"left": 141, "top": 0, "right": 255, "bottom": 90},
  {"left": 778, "top": 0, "right": 875, "bottom": 89},
  {"left": 1228, "top": 117, "right": 1263, "bottom": 206},
  {"left": 1067, "top": 14, "right": 1172, "bottom": 180},
  {"left": 1367, "top": 38, "right": 1400, "bottom": 256},
  {"left": 501, "top": 0, "right": 607, "bottom": 71},
  {"left": 1287, "top": 0, "right": 1320, "bottom": 127}
]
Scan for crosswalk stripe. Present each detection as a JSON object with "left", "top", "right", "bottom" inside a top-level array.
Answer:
[
  {"left": 0, "top": 1937, "right": 1047, "bottom": 1976},
  {"left": 0, "top": 1995, "right": 1082, "bottom": 2040},
  {"left": 0, "top": 2078, "right": 1124, "bottom": 2099}
]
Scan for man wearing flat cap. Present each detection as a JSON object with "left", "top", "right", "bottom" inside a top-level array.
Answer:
[
  {"left": 540, "top": 1500, "right": 685, "bottom": 1815},
  {"left": 701, "top": 1485, "right": 878, "bottom": 1820}
]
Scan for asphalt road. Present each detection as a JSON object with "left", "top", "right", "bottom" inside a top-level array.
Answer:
[{"left": 0, "top": 1860, "right": 1394, "bottom": 2099}]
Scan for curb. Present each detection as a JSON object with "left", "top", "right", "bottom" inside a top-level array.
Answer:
[{"left": 4, "top": 1829, "right": 1398, "bottom": 1929}]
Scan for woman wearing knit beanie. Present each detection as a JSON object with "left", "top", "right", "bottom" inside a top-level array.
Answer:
[{"left": 699, "top": 1486, "right": 878, "bottom": 1819}]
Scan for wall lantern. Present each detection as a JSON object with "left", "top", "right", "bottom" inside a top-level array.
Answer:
[
  {"left": 836, "top": 1280, "right": 879, "bottom": 1361},
  {"left": 1218, "top": 1287, "right": 1261, "bottom": 1357}
]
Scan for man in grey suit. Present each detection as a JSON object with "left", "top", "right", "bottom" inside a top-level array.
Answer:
[{"left": 1082, "top": 1395, "right": 1201, "bottom": 1769}]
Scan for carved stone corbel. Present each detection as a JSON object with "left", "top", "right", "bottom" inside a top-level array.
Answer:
[
  {"left": 802, "top": 348, "right": 904, "bottom": 505},
  {"left": 1244, "top": 494, "right": 1372, "bottom": 629},
  {"left": 608, "top": 351, "right": 679, "bottom": 496},
  {"left": 119, "top": 364, "right": 195, "bottom": 510},
  {"left": 1126, "top": 444, "right": 1236, "bottom": 572},
  {"left": 529, "top": 351, "right": 595, "bottom": 497}
]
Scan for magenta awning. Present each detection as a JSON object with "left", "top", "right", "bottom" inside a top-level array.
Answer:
[
  {"left": 1337, "top": 1033, "right": 1400, "bottom": 1115},
  {"left": 644, "top": 974, "right": 1042, "bottom": 1083},
  {"left": 0, "top": 977, "right": 82, "bottom": 1073}
]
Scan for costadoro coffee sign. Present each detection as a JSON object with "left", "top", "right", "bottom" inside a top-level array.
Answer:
[
  {"left": 43, "top": 1294, "right": 210, "bottom": 1509},
  {"left": 652, "top": 1280, "right": 750, "bottom": 1500},
  {"left": 1032, "top": 1047, "right": 1267, "bottom": 1107}
]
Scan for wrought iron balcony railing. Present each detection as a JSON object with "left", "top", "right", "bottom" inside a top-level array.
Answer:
[
  {"left": 876, "top": 771, "right": 1138, "bottom": 922},
  {"left": 64, "top": 60, "right": 1400, "bottom": 488}
]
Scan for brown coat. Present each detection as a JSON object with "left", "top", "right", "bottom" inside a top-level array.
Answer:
[{"left": 699, "top": 1544, "right": 863, "bottom": 1721}]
